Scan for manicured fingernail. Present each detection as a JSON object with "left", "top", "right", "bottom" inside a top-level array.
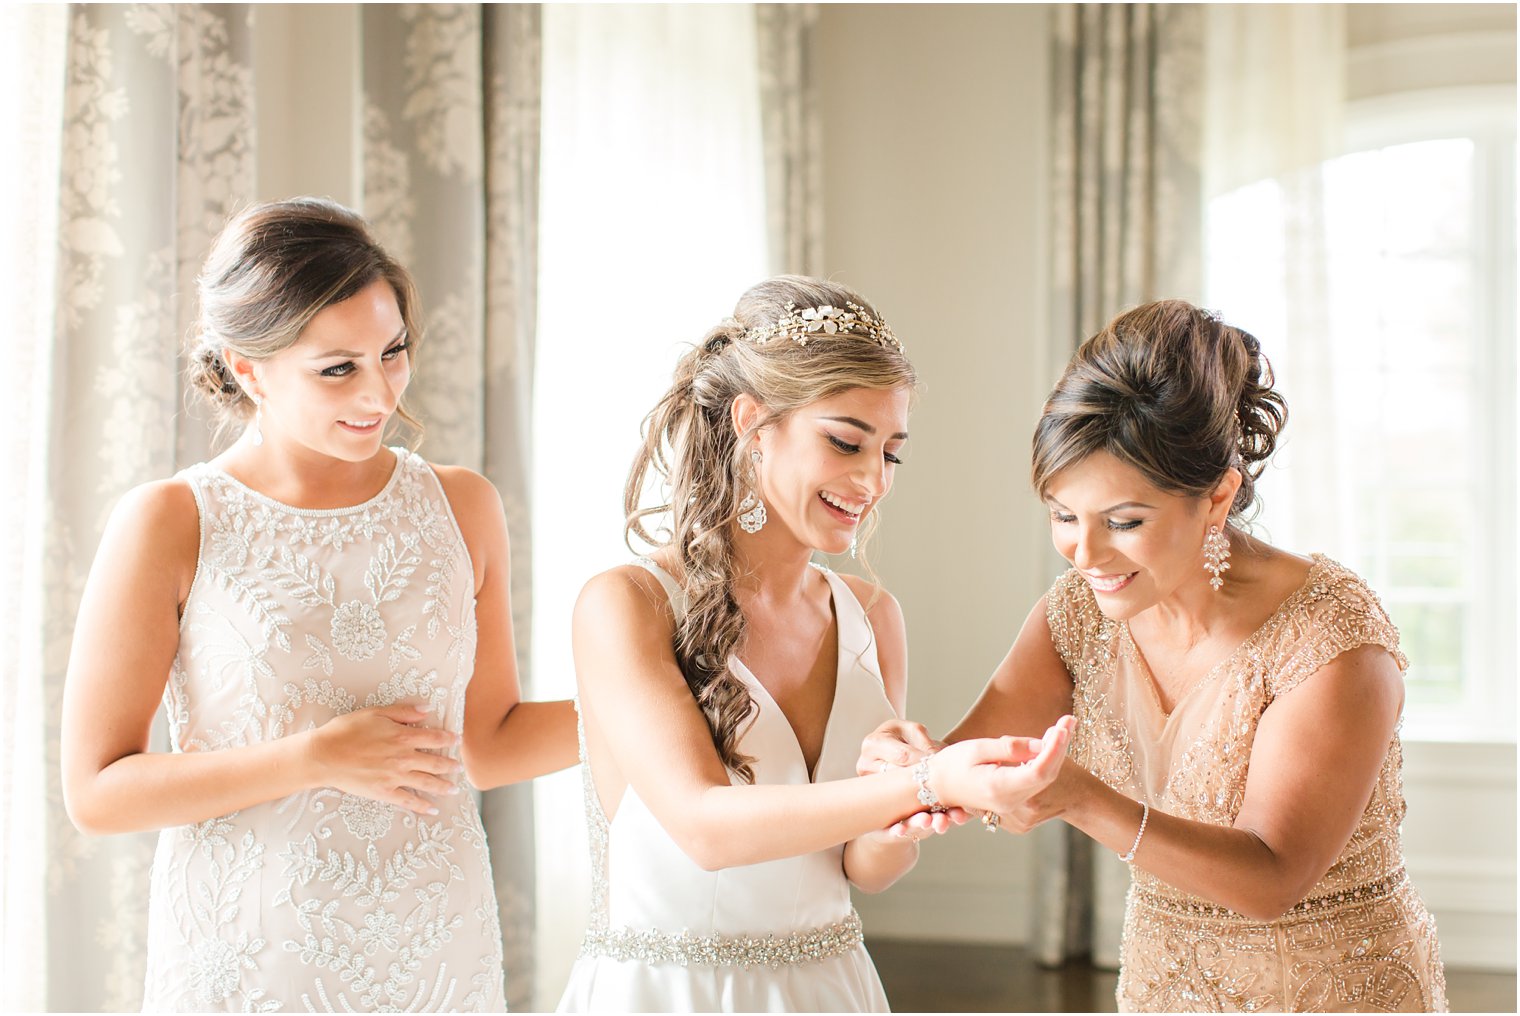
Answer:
[{"left": 427, "top": 807, "right": 439, "bottom": 815}]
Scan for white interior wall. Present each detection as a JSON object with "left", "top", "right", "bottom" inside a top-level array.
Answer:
[{"left": 814, "top": 3, "right": 1057, "bottom": 945}]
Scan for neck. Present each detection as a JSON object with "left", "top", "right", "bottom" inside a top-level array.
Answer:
[
  {"left": 1140, "top": 529, "right": 1250, "bottom": 648},
  {"left": 219, "top": 430, "right": 396, "bottom": 509},
  {"left": 729, "top": 519, "right": 818, "bottom": 604}
]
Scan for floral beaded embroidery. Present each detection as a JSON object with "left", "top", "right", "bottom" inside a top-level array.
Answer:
[{"left": 1048, "top": 557, "right": 1447, "bottom": 1013}]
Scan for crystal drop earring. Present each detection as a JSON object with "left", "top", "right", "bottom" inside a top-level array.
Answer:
[
  {"left": 1203, "top": 524, "right": 1231, "bottom": 591},
  {"left": 738, "top": 448, "right": 767, "bottom": 534}
]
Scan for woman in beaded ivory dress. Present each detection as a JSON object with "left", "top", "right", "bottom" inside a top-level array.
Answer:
[
  {"left": 862, "top": 301, "right": 1446, "bottom": 1012},
  {"left": 558, "top": 277, "right": 1075, "bottom": 1013},
  {"left": 61, "top": 199, "right": 576, "bottom": 1012}
]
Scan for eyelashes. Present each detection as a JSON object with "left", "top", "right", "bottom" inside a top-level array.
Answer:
[
  {"left": 1049, "top": 511, "right": 1142, "bottom": 532},
  {"left": 318, "top": 341, "right": 410, "bottom": 378},
  {"left": 827, "top": 434, "right": 904, "bottom": 465}
]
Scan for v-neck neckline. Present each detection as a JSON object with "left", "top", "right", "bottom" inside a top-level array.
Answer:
[
  {"left": 1122, "top": 555, "right": 1325, "bottom": 720},
  {"left": 731, "top": 571, "right": 845, "bottom": 784}
]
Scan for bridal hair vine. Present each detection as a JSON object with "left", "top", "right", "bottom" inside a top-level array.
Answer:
[{"left": 742, "top": 301, "right": 904, "bottom": 353}]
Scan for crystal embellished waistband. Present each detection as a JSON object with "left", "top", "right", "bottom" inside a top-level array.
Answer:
[
  {"left": 580, "top": 909, "right": 864, "bottom": 968},
  {"left": 1132, "top": 866, "right": 1409, "bottom": 924}
]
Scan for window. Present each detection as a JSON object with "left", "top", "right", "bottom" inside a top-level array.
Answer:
[{"left": 1206, "top": 87, "right": 1516, "bottom": 740}]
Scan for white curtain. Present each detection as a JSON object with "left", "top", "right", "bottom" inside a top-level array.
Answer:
[
  {"left": 532, "top": 5, "right": 769, "bottom": 1005},
  {"left": 1203, "top": 5, "right": 1347, "bottom": 554},
  {"left": 1044, "top": 1, "right": 1205, "bottom": 969}
]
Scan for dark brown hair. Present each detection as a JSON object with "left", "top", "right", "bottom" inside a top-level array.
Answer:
[
  {"left": 187, "top": 197, "right": 424, "bottom": 441},
  {"left": 1031, "top": 299, "right": 1287, "bottom": 519},
  {"left": 625, "top": 276, "right": 917, "bottom": 782}
]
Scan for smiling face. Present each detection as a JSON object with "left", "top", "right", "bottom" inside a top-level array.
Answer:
[
  {"left": 1045, "top": 449, "right": 1237, "bottom": 619},
  {"left": 233, "top": 278, "right": 412, "bottom": 462},
  {"left": 749, "top": 385, "right": 911, "bottom": 556}
]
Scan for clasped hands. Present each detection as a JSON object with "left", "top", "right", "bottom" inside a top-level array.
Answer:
[{"left": 856, "top": 716, "right": 1076, "bottom": 843}]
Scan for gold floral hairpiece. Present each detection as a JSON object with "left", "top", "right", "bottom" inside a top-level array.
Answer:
[{"left": 742, "top": 301, "right": 904, "bottom": 353}]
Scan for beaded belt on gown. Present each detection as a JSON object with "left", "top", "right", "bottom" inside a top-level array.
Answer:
[
  {"left": 579, "top": 909, "right": 864, "bottom": 968},
  {"left": 1131, "top": 866, "right": 1409, "bottom": 922}
]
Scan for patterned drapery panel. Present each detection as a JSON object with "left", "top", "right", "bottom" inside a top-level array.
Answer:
[
  {"left": 1041, "top": 2, "right": 1204, "bottom": 969},
  {"left": 360, "top": 6, "right": 542, "bottom": 1008},
  {"left": 755, "top": 3, "right": 823, "bottom": 276},
  {"left": 11, "top": 5, "right": 257, "bottom": 1010},
  {"left": 1049, "top": 3, "right": 1204, "bottom": 353}
]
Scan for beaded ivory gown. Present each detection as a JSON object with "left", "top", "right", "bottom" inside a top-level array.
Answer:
[
  {"left": 557, "top": 559, "right": 893, "bottom": 1013},
  {"left": 142, "top": 448, "right": 506, "bottom": 1012},
  {"left": 1049, "top": 555, "right": 1446, "bottom": 1013}
]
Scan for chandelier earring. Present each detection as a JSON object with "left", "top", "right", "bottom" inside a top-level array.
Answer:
[
  {"left": 1202, "top": 524, "right": 1231, "bottom": 591},
  {"left": 738, "top": 448, "right": 767, "bottom": 534},
  {"left": 249, "top": 394, "right": 264, "bottom": 447}
]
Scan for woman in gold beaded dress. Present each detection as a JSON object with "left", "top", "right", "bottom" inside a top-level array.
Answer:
[{"left": 861, "top": 300, "right": 1447, "bottom": 1013}]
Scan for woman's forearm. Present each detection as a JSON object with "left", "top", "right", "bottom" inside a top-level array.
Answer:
[
  {"left": 1063, "top": 770, "right": 1301, "bottom": 922},
  {"left": 843, "top": 833, "right": 919, "bottom": 894},
  {"left": 464, "top": 698, "right": 580, "bottom": 789},
  {"left": 67, "top": 733, "right": 318, "bottom": 835},
  {"left": 676, "top": 769, "right": 926, "bottom": 871}
]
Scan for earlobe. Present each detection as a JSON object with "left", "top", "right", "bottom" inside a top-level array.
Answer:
[{"left": 223, "top": 347, "right": 262, "bottom": 401}]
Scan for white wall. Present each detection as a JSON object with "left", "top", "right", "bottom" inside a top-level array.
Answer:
[{"left": 814, "top": 3, "right": 1058, "bottom": 944}]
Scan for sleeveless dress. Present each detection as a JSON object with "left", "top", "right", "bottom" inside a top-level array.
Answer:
[
  {"left": 1048, "top": 555, "right": 1446, "bottom": 1013},
  {"left": 142, "top": 447, "right": 507, "bottom": 1012},
  {"left": 557, "top": 559, "right": 894, "bottom": 1013}
]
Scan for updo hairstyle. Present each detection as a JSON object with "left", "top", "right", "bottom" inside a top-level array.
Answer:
[
  {"left": 1031, "top": 299, "right": 1287, "bottom": 521},
  {"left": 186, "top": 197, "right": 424, "bottom": 439},
  {"left": 625, "top": 275, "right": 918, "bottom": 782}
]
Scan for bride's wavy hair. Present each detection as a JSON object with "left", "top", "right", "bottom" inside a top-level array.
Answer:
[{"left": 625, "top": 276, "right": 917, "bottom": 782}]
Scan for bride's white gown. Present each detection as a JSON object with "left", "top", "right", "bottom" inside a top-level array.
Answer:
[{"left": 558, "top": 559, "right": 894, "bottom": 1013}]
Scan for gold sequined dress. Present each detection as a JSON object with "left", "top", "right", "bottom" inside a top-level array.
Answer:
[{"left": 1048, "top": 555, "right": 1446, "bottom": 1013}]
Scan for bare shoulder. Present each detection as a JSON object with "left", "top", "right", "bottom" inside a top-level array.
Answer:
[
  {"left": 576, "top": 563, "right": 675, "bottom": 626},
  {"left": 836, "top": 572, "right": 905, "bottom": 635},
  {"left": 109, "top": 477, "right": 199, "bottom": 554},
  {"left": 429, "top": 463, "right": 505, "bottom": 526},
  {"left": 93, "top": 477, "right": 200, "bottom": 604}
]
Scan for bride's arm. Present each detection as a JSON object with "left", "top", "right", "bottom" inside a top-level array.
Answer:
[
  {"left": 574, "top": 567, "right": 1070, "bottom": 871},
  {"left": 836, "top": 576, "right": 967, "bottom": 893}
]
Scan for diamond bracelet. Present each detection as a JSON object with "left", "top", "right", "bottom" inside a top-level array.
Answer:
[{"left": 909, "top": 758, "right": 947, "bottom": 813}]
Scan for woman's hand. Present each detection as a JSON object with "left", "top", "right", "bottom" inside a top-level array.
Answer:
[
  {"left": 874, "top": 805, "right": 971, "bottom": 843},
  {"left": 305, "top": 703, "right": 463, "bottom": 815},
  {"left": 927, "top": 716, "right": 1074, "bottom": 819},
  {"left": 856, "top": 718, "right": 942, "bottom": 775}
]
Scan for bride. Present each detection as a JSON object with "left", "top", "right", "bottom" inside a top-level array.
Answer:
[{"left": 558, "top": 276, "right": 1073, "bottom": 1013}]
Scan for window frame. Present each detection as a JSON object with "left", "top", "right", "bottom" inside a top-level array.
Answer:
[{"left": 1335, "top": 84, "right": 1517, "bottom": 741}]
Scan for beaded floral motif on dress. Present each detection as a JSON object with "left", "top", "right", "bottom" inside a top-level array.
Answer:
[
  {"left": 1048, "top": 558, "right": 1447, "bottom": 1012},
  {"left": 146, "top": 450, "right": 504, "bottom": 1012}
]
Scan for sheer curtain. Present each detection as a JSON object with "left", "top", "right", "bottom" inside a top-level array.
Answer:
[{"left": 531, "top": 5, "right": 768, "bottom": 1005}]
